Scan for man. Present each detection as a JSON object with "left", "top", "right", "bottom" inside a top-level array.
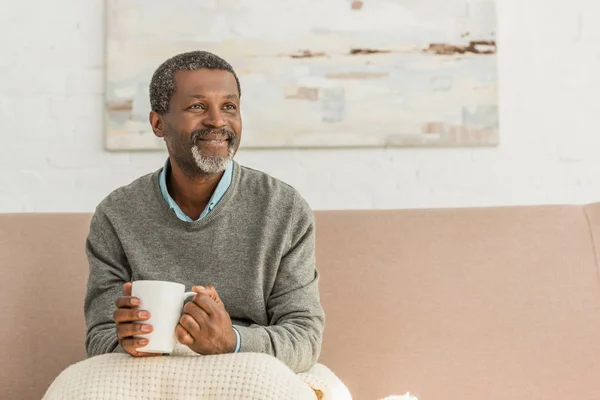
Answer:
[{"left": 84, "top": 51, "right": 325, "bottom": 373}]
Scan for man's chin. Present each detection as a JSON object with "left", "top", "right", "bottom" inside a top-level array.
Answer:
[{"left": 191, "top": 147, "right": 232, "bottom": 175}]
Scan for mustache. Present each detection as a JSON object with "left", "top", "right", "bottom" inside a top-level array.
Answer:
[{"left": 191, "top": 128, "right": 235, "bottom": 142}]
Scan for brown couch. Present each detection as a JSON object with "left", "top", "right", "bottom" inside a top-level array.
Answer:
[{"left": 2, "top": 204, "right": 600, "bottom": 400}]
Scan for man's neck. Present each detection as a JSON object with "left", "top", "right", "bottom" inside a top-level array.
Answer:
[{"left": 167, "top": 161, "right": 224, "bottom": 220}]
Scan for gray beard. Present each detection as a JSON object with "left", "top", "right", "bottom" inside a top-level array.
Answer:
[{"left": 190, "top": 144, "right": 234, "bottom": 175}]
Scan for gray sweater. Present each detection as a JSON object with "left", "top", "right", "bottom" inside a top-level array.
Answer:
[{"left": 84, "top": 162, "right": 325, "bottom": 373}]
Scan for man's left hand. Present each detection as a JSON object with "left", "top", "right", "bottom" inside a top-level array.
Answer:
[{"left": 175, "top": 285, "right": 237, "bottom": 355}]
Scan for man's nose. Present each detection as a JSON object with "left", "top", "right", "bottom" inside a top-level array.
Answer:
[{"left": 203, "top": 107, "right": 227, "bottom": 128}]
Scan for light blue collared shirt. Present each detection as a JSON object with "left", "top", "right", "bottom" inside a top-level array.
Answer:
[
  {"left": 158, "top": 158, "right": 241, "bottom": 352},
  {"left": 159, "top": 158, "right": 234, "bottom": 222}
]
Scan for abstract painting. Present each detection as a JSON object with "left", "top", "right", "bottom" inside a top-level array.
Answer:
[{"left": 105, "top": 0, "right": 498, "bottom": 150}]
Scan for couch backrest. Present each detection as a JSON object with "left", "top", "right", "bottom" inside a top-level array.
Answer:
[
  {"left": 0, "top": 214, "right": 91, "bottom": 400},
  {"left": 315, "top": 204, "right": 600, "bottom": 400},
  {"left": 2, "top": 205, "right": 600, "bottom": 400}
]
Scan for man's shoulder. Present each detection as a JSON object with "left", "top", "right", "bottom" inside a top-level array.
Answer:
[
  {"left": 237, "top": 164, "right": 312, "bottom": 215},
  {"left": 95, "top": 170, "right": 160, "bottom": 216},
  {"left": 238, "top": 164, "right": 298, "bottom": 198}
]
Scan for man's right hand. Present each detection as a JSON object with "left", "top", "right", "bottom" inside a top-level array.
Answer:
[{"left": 114, "top": 282, "right": 160, "bottom": 357}]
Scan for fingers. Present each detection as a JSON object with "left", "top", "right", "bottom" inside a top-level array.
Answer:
[
  {"left": 114, "top": 283, "right": 159, "bottom": 358},
  {"left": 186, "top": 297, "right": 214, "bottom": 323},
  {"left": 175, "top": 324, "right": 194, "bottom": 345},
  {"left": 179, "top": 312, "right": 202, "bottom": 336},
  {"left": 116, "top": 283, "right": 138, "bottom": 308},
  {"left": 114, "top": 308, "right": 150, "bottom": 324},
  {"left": 120, "top": 338, "right": 161, "bottom": 358},
  {"left": 123, "top": 282, "right": 132, "bottom": 297},
  {"left": 191, "top": 290, "right": 219, "bottom": 315},
  {"left": 121, "top": 337, "right": 148, "bottom": 350},
  {"left": 193, "top": 285, "right": 222, "bottom": 305},
  {"left": 116, "top": 322, "right": 153, "bottom": 340},
  {"left": 115, "top": 295, "right": 141, "bottom": 309}
]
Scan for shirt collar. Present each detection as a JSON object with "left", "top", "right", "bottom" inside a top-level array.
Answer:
[{"left": 158, "top": 158, "right": 233, "bottom": 222}]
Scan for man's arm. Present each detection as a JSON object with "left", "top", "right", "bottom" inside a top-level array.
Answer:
[
  {"left": 235, "top": 193, "right": 325, "bottom": 373},
  {"left": 84, "top": 209, "right": 130, "bottom": 356}
]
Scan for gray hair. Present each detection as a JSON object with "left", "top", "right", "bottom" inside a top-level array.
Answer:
[{"left": 149, "top": 51, "right": 241, "bottom": 115}]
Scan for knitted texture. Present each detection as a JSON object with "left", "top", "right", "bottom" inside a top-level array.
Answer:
[
  {"left": 298, "top": 364, "right": 352, "bottom": 400},
  {"left": 43, "top": 348, "right": 349, "bottom": 400},
  {"left": 85, "top": 163, "right": 324, "bottom": 373}
]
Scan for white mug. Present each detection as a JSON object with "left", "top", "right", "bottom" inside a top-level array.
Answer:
[{"left": 131, "top": 280, "right": 196, "bottom": 354}]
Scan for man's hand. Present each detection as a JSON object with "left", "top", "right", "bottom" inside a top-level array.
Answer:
[
  {"left": 113, "top": 282, "right": 160, "bottom": 357},
  {"left": 175, "top": 285, "right": 237, "bottom": 355}
]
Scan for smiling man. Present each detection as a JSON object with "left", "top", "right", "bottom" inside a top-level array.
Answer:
[{"left": 84, "top": 51, "right": 325, "bottom": 373}]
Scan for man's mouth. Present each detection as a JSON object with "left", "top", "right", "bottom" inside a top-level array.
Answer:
[
  {"left": 195, "top": 136, "right": 230, "bottom": 148},
  {"left": 191, "top": 129, "right": 234, "bottom": 148},
  {"left": 199, "top": 138, "right": 228, "bottom": 143}
]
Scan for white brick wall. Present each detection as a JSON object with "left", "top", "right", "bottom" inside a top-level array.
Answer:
[{"left": 2, "top": 0, "right": 600, "bottom": 212}]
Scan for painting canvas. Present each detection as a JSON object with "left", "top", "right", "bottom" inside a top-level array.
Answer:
[{"left": 105, "top": 0, "right": 498, "bottom": 150}]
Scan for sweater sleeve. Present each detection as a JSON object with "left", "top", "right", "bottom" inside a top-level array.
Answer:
[
  {"left": 84, "top": 208, "right": 130, "bottom": 356},
  {"left": 234, "top": 193, "right": 325, "bottom": 373}
]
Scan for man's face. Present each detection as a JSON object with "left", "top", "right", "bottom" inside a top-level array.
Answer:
[{"left": 152, "top": 69, "right": 242, "bottom": 177}]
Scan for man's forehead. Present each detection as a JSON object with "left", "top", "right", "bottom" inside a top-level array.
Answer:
[{"left": 173, "top": 69, "right": 238, "bottom": 94}]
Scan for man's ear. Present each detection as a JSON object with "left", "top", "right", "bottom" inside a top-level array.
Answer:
[{"left": 149, "top": 111, "right": 164, "bottom": 138}]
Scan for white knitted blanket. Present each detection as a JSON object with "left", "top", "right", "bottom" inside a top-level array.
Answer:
[{"left": 43, "top": 344, "right": 352, "bottom": 400}]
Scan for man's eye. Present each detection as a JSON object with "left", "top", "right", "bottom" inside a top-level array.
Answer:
[
  {"left": 189, "top": 104, "right": 202, "bottom": 110},
  {"left": 224, "top": 104, "right": 237, "bottom": 110}
]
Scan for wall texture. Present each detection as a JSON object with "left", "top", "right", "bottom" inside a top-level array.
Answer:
[{"left": 1, "top": 0, "right": 600, "bottom": 212}]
